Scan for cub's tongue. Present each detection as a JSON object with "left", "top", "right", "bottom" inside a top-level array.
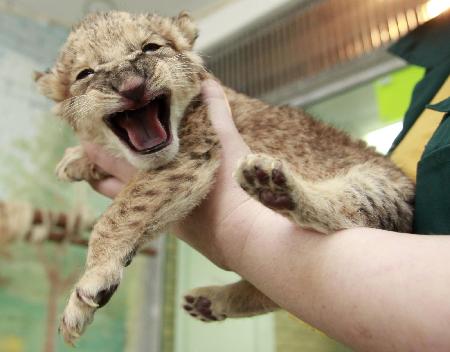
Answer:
[{"left": 118, "top": 102, "right": 167, "bottom": 151}]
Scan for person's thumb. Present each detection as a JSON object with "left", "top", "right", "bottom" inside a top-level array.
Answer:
[{"left": 201, "top": 79, "right": 250, "bottom": 165}]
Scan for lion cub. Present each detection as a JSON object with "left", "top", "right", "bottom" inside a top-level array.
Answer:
[{"left": 35, "top": 11, "right": 414, "bottom": 344}]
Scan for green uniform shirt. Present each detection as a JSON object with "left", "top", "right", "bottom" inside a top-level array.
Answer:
[{"left": 389, "top": 11, "right": 450, "bottom": 234}]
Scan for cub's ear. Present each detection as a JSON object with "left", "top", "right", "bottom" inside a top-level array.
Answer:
[
  {"left": 34, "top": 69, "right": 67, "bottom": 102},
  {"left": 173, "top": 11, "right": 198, "bottom": 47}
]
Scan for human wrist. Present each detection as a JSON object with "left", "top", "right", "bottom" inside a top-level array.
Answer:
[
  {"left": 224, "top": 204, "right": 311, "bottom": 274},
  {"left": 228, "top": 207, "right": 326, "bottom": 303}
]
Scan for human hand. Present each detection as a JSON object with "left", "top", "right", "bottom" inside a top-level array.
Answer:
[{"left": 84, "top": 80, "right": 276, "bottom": 270}]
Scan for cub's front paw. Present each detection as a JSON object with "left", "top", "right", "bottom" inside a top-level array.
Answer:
[
  {"left": 183, "top": 287, "right": 228, "bottom": 322},
  {"left": 56, "top": 146, "right": 87, "bottom": 182},
  {"left": 59, "top": 265, "right": 122, "bottom": 345},
  {"left": 234, "top": 154, "right": 297, "bottom": 211},
  {"left": 56, "top": 146, "right": 106, "bottom": 182}
]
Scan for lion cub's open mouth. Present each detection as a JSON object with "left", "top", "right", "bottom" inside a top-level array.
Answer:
[{"left": 106, "top": 94, "right": 172, "bottom": 154}]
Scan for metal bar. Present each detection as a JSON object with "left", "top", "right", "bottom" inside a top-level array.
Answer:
[{"left": 206, "top": 0, "right": 432, "bottom": 100}]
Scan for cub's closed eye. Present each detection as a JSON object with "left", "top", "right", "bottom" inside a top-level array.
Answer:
[
  {"left": 76, "top": 68, "right": 95, "bottom": 81},
  {"left": 142, "top": 43, "right": 162, "bottom": 52}
]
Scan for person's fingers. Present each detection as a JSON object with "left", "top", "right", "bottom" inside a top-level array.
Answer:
[
  {"left": 201, "top": 80, "right": 250, "bottom": 164},
  {"left": 88, "top": 177, "right": 125, "bottom": 199},
  {"left": 82, "top": 141, "right": 137, "bottom": 183}
]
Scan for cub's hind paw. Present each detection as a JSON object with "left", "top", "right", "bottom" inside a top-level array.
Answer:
[
  {"left": 59, "top": 266, "right": 122, "bottom": 345},
  {"left": 235, "top": 154, "right": 297, "bottom": 211},
  {"left": 182, "top": 288, "right": 227, "bottom": 322}
]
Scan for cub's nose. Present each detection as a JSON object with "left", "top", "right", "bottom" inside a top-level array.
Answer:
[{"left": 117, "top": 76, "right": 146, "bottom": 102}]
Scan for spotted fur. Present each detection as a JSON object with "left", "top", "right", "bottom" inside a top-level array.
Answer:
[{"left": 35, "top": 11, "right": 414, "bottom": 345}]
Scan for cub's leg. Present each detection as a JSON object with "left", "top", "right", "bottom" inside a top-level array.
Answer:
[
  {"left": 183, "top": 280, "right": 278, "bottom": 322},
  {"left": 59, "top": 153, "right": 219, "bottom": 345},
  {"left": 235, "top": 153, "right": 414, "bottom": 234},
  {"left": 55, "top": 145, "right": 108, "bottom": 182}
]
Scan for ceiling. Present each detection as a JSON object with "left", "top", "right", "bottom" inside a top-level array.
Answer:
[
  {"left": 0, "top": 0, "right": 229, "bottom": 27},
  {"left": 0, "top": 0, "right": 292, "bottom": 50}
]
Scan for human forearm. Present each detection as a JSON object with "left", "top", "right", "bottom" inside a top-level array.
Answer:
[{"left": 233, "top": 217, "right": 450, "bottom": 351}]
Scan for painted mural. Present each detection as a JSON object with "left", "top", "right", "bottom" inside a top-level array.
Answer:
[{"left": 0, "top": 12, "right": 150, "bottom": 352}]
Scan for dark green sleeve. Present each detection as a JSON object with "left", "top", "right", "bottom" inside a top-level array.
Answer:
[{"left": 388, "top": 12, "right": 450, "bottom": 234}]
